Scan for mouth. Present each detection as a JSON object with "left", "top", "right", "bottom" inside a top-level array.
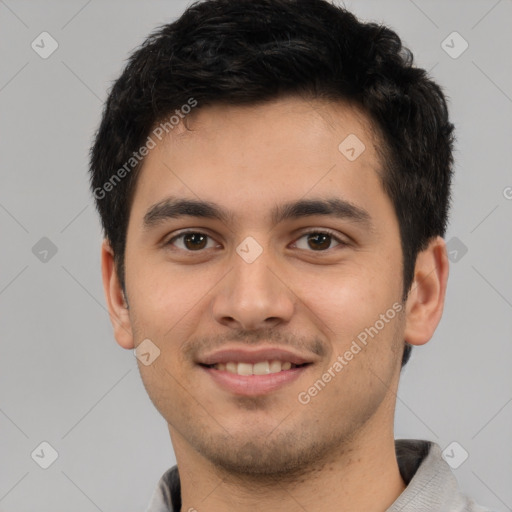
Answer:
[
  {"left": 198, "top": 359, "right": 313, "bottom": 396},
  {"left": 199, "top": 360, "right": 311, "bottom": 375}
]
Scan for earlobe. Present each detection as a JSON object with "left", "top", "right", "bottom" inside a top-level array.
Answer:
[
  {"left": 100, "top": 239, "right": 135, "bottom": 350},
  {"left": 403, "top": 236, "right": 449, "bottom": 346}
]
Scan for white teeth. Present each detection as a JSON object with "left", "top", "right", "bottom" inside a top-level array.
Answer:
[
  {"left": 269, "top": 360, "right": 282, "bottom": 373},
  {"left": 253, "top": 361, "right": 270, "bottom": 375},
  {"left": 237, "top": 362, "right": 253, "bottom": 376},
  {"left": 212, "top": 360, "right": 298, "bottom": 375}
]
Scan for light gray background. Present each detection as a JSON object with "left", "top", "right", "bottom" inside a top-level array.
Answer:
[{"left": 1, "top": 0, "right": 511, "bottom": 511}]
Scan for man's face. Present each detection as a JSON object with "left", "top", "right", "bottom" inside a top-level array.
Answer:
[{"left": 121, "top": 97, "right": 407, "bottom": 476}]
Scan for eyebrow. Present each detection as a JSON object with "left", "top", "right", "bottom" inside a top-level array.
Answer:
[{"left": 142, "top": 196, "right": 373, "bottom": 231}]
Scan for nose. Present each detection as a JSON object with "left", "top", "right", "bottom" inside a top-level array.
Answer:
[{"left": 211, "top": 244, "right": 295, "bottom": 331}]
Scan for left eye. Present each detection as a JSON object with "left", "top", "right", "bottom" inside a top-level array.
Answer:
[{"left": 293, "top": 231, "right": 344, "bottom": 251}]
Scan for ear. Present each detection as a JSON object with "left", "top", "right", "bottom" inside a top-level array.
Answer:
[
  {"left": 403, "top": 236, "right": 449, "bottom": 346},
  {"left": 101, "top": 239, "right": 134, "bottom": 350}
]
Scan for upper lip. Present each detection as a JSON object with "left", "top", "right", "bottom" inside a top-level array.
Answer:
[{"left": 197, "top": 346, "right": 315, "bottom": 366}]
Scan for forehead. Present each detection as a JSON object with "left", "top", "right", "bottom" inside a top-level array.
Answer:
[
  {"left": 165, "top": 96, "right": 381, "bottom": 161},
  {"left": 129, "top": 96, "right": 388, "bottom": 227}
]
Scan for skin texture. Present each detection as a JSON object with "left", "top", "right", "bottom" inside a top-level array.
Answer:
[{"left": 102, "top": 96, "right": 449, "bottom": 512}]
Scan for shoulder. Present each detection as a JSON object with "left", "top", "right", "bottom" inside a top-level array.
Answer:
[
  {"left": 144, "top": 465, "right": 181, "bottom": 512},
  {"left": 389, "top": 439, "right": 496, "bottom": 512}
]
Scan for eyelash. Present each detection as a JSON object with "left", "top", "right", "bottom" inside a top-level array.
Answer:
[{"left": 165, "top": 229, "right": 347, "bottom": 253}]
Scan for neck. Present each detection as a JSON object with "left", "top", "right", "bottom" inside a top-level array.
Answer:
[{"left": 171, "top": 421, "right": 406, "bottom": 512}]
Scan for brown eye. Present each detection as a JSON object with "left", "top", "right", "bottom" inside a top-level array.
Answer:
[
  {"left": 307, "top": 233, "right": 332, "bottom": 250},
  {"left": 294, "top": 230, "right": 344, "bottom": 251},
  {"left": 167, "top": 231, "right": 216, "bottom": 251},
  {"left": 183, "top": 233, "right": 207, "bottom": 250}
]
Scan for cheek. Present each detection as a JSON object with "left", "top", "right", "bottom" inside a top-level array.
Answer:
[
  {"left": 294, "top": 266, "right": 381, "bottom": 332},
  {"left": 129, "top": 259, "right": 211, "bottom": 333},
  {"left": 292, "top": 255, "right": 402, "bottom": 349}
]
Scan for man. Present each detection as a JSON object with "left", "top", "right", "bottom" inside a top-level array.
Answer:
[{"left": 89, "top": 0, "right": 493, "bottom": 510}]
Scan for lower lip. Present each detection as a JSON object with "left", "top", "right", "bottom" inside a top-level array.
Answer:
[{"left": 200, "top": 365, "right": 310, "bottom": 396}]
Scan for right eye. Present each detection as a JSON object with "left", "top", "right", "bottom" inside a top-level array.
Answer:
[{"left": 165, "top": 231, "right": 220, "bottom": 252}]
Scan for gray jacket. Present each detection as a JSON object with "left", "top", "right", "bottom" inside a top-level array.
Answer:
[{"left": 145, "top": 439, "right": 494, "bottom": 512}]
